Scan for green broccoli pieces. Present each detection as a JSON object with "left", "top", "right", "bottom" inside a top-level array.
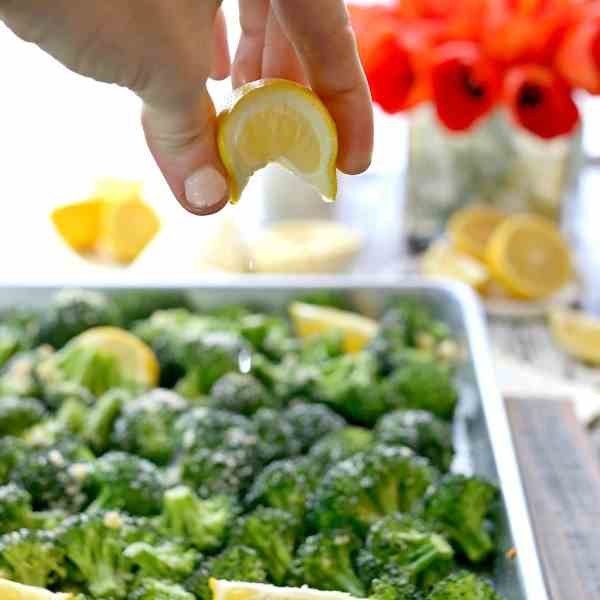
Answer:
[
  {"left": 0, "top": 396, "right": 45, "bottom": 435},
  {"left": 0, "top": 346, "right": 54, "bottom": 398},
  {"left": 369, "top": 575, "right": 425, "bottom": 600},
  {"left": 130, "top": 578, "right": 196, "bottom": 600},
  {"left": 210, "top": 373, "right": 277, "bottom": 416},
  {"left": 83, "top": 388, "right": 131, "bottom": 453},
  {"left": 111, "top": 389, "right": 189, "bottom": 464},
  {"left": 310, "top": 445, "right": 438, "bottom": 533},
  {"left": 124, "top": 541, "right": 198, "bottom": 580},
  {"left": 422, "top": 474, "right": 499, "bottom": 564},
  {"left": 250, "top": 355, "right": 319, "bottom": 403},
  {"left": 42, "top": 381, "right": 95, "bottom": 412},
  {"left": 88, "top": 451, "right": 164, "bottom": 516},
  {"left": 230, "top": 507, "right": 299, "bottom": 584},
  {"left": 252, "top": 408, "right": 301, "bottom": 464},
  {"left": 357, "top": 514, "right": 454, "bottom": 591},
  {"left": 375, "top": 410, "right": 454, "bottom": 472},
  {"left": 428, "top": 571, "right": 503, "bottom": 600},
  {"left": 111, "top": 290, "right": 191, "bottom": 328},
  {"left": 0, "top": 436, "right": 31, "bottom": 485},
  {"left": 161, "top": 485, "right": 235, "bottom": 552},
  {"left": 282, "top": 402, "right": 346, "bottom": 453},
  {"left": 0, "top": 483, "right": 64, "bottom": 533},
  {"left": 299, "top": 331, "right": 345, "bottom": 365},
  {"left": 308, "top": 427, "right": 374, "bottom": 470},
  {"left": 292, "top": 530, "right": 365, "bottom": 596}
]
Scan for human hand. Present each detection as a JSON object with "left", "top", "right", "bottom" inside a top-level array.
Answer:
[{"left": 0, "top": 0, "right": 373, "bottom": 215}]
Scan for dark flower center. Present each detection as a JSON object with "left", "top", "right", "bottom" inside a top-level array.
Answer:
[
  {"left": 464, "top": 73, "right": 485, "bottom": 99},
  {"left": 519, "top": 83, "right": 543, "bottom": 107}
]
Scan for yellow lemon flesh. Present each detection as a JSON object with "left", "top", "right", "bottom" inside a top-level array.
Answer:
[
  {"left": 486, "top": 215, "right": 572, "bottom": 300},
  {"left": 51, "top": 199, "right": 104, "bottom": 253},
  {"left": 218, "top": 79, "right": 338, "bottom": 204},
  {"left": 448, "top": 205, "right": 507, "bottom": 260},
  {"left": 0, "top": 578, "right": 72, "bottom": 600},
  {"left": 289, "top": 302, "right": 378, "bottom": 354},
  {"left": 549, "top": 308, "right": 600, "bottom": 366},
  {"left": 210, "top": 579, "right": 355, "bottom": 600},
  {"left": 71, "top": 326, "right": 159, "bottom": 388},
  {"left": 422, "top": 240, "right": 490, "bottom": 291}
]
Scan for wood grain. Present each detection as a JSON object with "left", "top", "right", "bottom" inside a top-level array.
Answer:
[{"left": 506, "top": 397, "right": 600, "bottom": 600}]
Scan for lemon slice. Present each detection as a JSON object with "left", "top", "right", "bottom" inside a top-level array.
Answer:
[
  {"left": 250, "top": 221, "right": 362, "bottom": 274},
  {"left": 486, "top": 215, "right": 572, "bottom": 300},
  {"left": 71, "top": 326, "right": 159, "bottom": 387},
  {"left": 549, "top": 308, "right": 600, "bottom": 366},
  {"left": 289, "top": 302, "right": 378, "bottom": 353},
  {"left": 0, "top": 578, "right": 72, "bottom": 600},
  {"left": 210, "top": 579, "right": 355, "bottom": 600},
  {"left": 448, "top": 205, "right": 507, "bottom": 260},
  {"left": 218, "top": 79, "right": 338, "bottom": 204},
  {"left": 51, "top": 199, "right": 104, "bottom": 253},
  {"left": 422, "top": 240, "right": 490, "bottom": 291}
]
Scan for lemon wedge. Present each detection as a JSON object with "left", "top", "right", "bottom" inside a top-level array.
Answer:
[
  {"left": 71, "top": 326, "right": 159, "bottom": 387},
  {"left": 289, "top": 302, "right": 378, "bottom": 353},
  {"left": 549, "top": 308, "right": 600, "bottom": 366},
  {"left": 51, "top": 199, "right": 104, "bottom": 253},
  {"left": 448, "top": 205, "right": 507, "bottom": 260},
  {"left": 0, "top": 578, "right": 72, "bottom": 600},
  {"left": 485, "top": 215, "right": 572, "bottom": 300},
  {"left": 218, "top": 79, "right": 338, "bottom": 204},
  {"left": 210, "top": 579, "right": 355, "bottom": 600}
]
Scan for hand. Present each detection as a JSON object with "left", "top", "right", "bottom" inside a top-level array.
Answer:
[{"left": 0, "top": 0, "right": 373, "bottom": 215}]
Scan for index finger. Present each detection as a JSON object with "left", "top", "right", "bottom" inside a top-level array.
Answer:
[{"left": 272, "top": 0, "right": 373, "bottom": 174}]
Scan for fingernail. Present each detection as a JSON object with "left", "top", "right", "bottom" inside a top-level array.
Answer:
[{"left": 185, "top": 167, "right": 228, "bottom": 209}]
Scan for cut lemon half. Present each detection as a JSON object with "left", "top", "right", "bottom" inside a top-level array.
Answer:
[
  {"left": 448, "top": 205, "right": 507, "bottom": 260},
  {"left": 51, "top": 199, "right": 103, "bottom": 253},
  {"left": 289, "top": 302, "right": 378, "bottom": 353},
  {"left": 486, "top": 215, "right": 572, "bottom": 300},
  {"left": 422, "top": 240, "right": 490, "bottom": 291},
  {"left": 218, "top": 79, "right": 338, "bottom": 204},
  {"left": 0, "top": 578, "right": 72, "bottom": 600},
  {"left": 71, "top": 326, "right": 159, "bottom": 387},
  {"left": 210, "top": 579, "right": 355, "bottom": 600},
  {"left": 549, "top": 308, "right": 600, "bottom": 366}
]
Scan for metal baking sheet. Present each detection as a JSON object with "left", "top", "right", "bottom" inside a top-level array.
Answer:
[{"left": 0, "top": 276, "right": 548, "bottom": 600}]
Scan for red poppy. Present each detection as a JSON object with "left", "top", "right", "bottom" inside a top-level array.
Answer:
[
  {"left": 556, "top": 18, "right": 600, "bottom": 93},
  {"left": 430, "top": 42, "right": 501, "bottom": 131},
  {"left": 504, "top": 65, "right": 579, "bottom": 138}
]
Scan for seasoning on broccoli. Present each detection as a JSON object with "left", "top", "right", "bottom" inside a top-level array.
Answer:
[
  {"left": 252, "top": 408, "right": 301, "bottom": 464},
  {"left": 369, "top": 574, "right": 425, "bottom": 600},
  {"left": 428, "top": 571, "right": 504, "bottom": 600},
  {"left": 375, "top": 410, "right": 454, "bottom": 472},
  {"left": 0, "top": 436, "right": 31, "bottom": 485},
  {"left": 0, "top": 346, "right": 54, "bottom": 398},
  {"left": 292, "top": 530, "right": 365, "bottom": 596},
  {"left": 0, "top": 483, "right": 64, "bottom": 534},
  {"left": 124, "top": 541, "right": 198, "bottom": 580},
  {"left": 83, "top": 388, "right": 131, "bottom": 453},
  {"left": 422, "top": 474, "right": 499, "bottom": 564},
  {"left": 42, "top": 381, "right": 95, "bottom": 412},
  {"left": 0, "top": 396, "right": 46, "bottom": 436},
  {"left": 210, "top": 372, "right": 277, "bottom": 416},
  {"left": 130, "top": 578, "right": 196, "bottom": 600},
  {"left": 250, "top": 354, "right": 319, "bottom": 402},
  {"left": 357, "top": 513, "right": 454, "bottom": 591},
  {"left": 308, "top": 426, "right": 374, "bottom": 470}
]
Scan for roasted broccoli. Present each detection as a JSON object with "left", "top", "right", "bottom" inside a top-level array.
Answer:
[
  {"left": 0, "top": 396, "right": 45, "bottom": 435},
  {"left": 252, "top": 408, "right": 301, "bottom": 464},
  {"left": 210, "top": 372, "right": 277, "bottom": 416},
  {"left": 422, "top": 474, "right": 499, "bottom": 564},
  {"left": 124, "top": 541, "right": 198, "bottom": 580},
  {"left": 160, "top": 485, "right": 234, "bottom": 551},
  {"left": 375, "top": 410, "right": 454, "bottom": 472},
  {"left": 0, "top": 483, "right": 64, "bottom": 533},
  {"left": 310, "top": 445, "right": 438, "bottom": 533},
  {"left": 369, "top": 574, "right": 425, "bottom": 600},
  {"left": 0, "top": 436, "right": 31, "bottom": 485},
  {"left": 83, "top": 388, "right": 131, "bottom": 453},
  {"left": 308, "top": 427, "right": 374, "bottom": 469},
  {"left": 428, "top": 571, "right": 503, "bottom": 600},
  {"left": 130, "top": 578, "right": 196, "bottom": 600},
  {"left": 292, "top": 530, "right": 365, "bottom": 596},
  {"left": 88, "top": 451, "right": 164, "bottom": 516},
  {"left": 357, "top": 513, "right": 454, "bottom": 591},
  {"left": 111, "top": 389, "right": 189, "bottom": 464}
]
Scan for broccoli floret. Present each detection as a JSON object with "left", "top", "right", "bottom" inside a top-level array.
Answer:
[
  {"left": 357, "top": 514, "right": 454, "bottom": 591},
  {"left": 111, "top": 290, "right": 191, "bottom": 328},
  {"left": 185, "top": 546, "right": 267, "bottom": 600},
  {"left": 299, "top": 331, "right": 345, "bottom": 365},
  {"left": 0, "top": 325, "right": 23, "bottom": 370},
  {"left": 111, "top": 389, "right": 189, "bottom": 464},
  {"left": 250, "top": 355, "right": 319, "bottom": 403},
  {"left": 0, "top": 346, "right": 54, "bottom": 398},
  {"left": 88, "top": 451, "right": 164, "bottom": 516},
  {"left": 0, "top": 483, "right": 65, "bottom": 533},
  {"left": 422, "top": 475, "right": 499, "bottom": 564},
  {"left": 0, "top": 436, "right": 31, "bottom": 484},
  {"left": 428, "top": 571, "right": 503, "bottom": 600},
  {"left": 310, "top": 445, "right": 438, "bottom": 533},
  {"left": 316, "top": 352, "right": 388, "bottom": 426},
  {"left": 369, "top": 575, "right": 425, "bottom": 600},
  {"left": 252, "top": 408, "right": 301, "bottom": 464},
  {"left": 384, "top": 301, "right": 451, "bottom": 349},
  {"left": 83, "top": 388, "right": 131, "bottom": 453},
  {"left": 292, "top": 530, "right": 365, "bottom": 596},
  {"left": 42, "top": 381, "right": 95, "bottom": 412},
  {"left": 124, "top": 541, "right": 197, "bottom": 580},
  {"left": 237, "top": 314, "right": 292, "bottom": 357},
  {"left": 161, "top": 485, "right": 235, "bottom": 551},
  {"left": 296, "top": 291, "right": 352, "bottom": 311},
  {"left": 0, "top": 528, "right": 65, "bottom": 588},
  {"left": 375, "top": 410, "right": 454, "bottom": 472},
  {"left": 130, "top": 578, "right": 196, "bottom": 600},
  {"left": 0, "top": 308, "right": 40, "bottom": 369},
  {"left": 282, "top": 402, "right": 346, "bottom": 453},
  {"left": 230, "top": 507, "right": 299, "bottom": 584},
  {"left": 210, "top": 373, "right": 277, "bottom": 416},
  {"left": 0, "top": 396, "right": 45, "bottom": 435},
  {"left": 308, "top": 427, "right": 374, "bottom": 469},
  {"left": 37, "top": 289, "right": 119, "bottom": 349}
]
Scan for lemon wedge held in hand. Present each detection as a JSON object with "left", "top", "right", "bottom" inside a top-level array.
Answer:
[
  {"left": 210, "top": 579, "right": 355, "bottom": 600},
  {"left": 51, "top": 199, "right": 104, "bottom": 253},
  {"left": 218, "top": 79, "right": 338, "bottom": 204},
  {"left": 0, "top": 578, "right": 73, "bottom": 600}
]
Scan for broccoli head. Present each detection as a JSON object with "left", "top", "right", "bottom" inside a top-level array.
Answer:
[
  {"left": 0, "top": 528, "right": 65, "bottom": 588},
  {"left": 0, "top": 436, "right": 31, "bottom": 485},
  {"left": 310, "top": 445, "right": 438, "bottom": 533},
  {"left": 422, "top": 474, "right": 499, "bottom": 564},
  {"left": 237, "top": 314, "right": 293, "bottom": 358},
  {"left": 299, "top": 331, "right": 345, "bottom": 365},
  {"left": 83, "top": 388, "right": 131, "bottom": 453},
  {"left": 111, "top": 289, "right": 191, "bottom": 327},
  {"left": 230, "top": 507, "right": 300, "bottom": 584},
  {"left": 252, "top": 408, "right": 301, "bottom": 464},
  {"left": 88, "top": 451, "right": 164, "bottom": 516},
  {"left": 111, "top": 389, "right": 189, "bottom": 464},
  {"left": 375, "top": 410, "right": 454, "bottom": 472},
  {"left": 210, "top": 372, "right": 278, "bottom": 416},
  {"left": 308, "top": 427, "right": 374, "bottom": 470},
  {"left": 0, "top": 346, "right": 53, "bottom": 398},
  {"left": 357, "top": 513, "right": 454, "bottom": 591},
  {"left": 0, "top": 315, "right": 39, "bottom": 371},
  {"left": 282, "top": 401, "right": 346, "bottom": 453},
  {"left": 428, "top": 571, "right": 503, "bottom": 600},
  {"left": 124, "top": 541, "right": 198, "bottom": 580},
  {"left": 42, "top": 381, "right": 95, "bottom": 412},
  {"left": 250, "top": 355, "right": 319, "bottom": 403},
  {"left": 369, "top": 575, "right": 425, "bottom": 600},
  {"left": 292, "top": 530, "right": 365, "bottom": 596},
  {"left": 0, "top": 483, "right": 65, "bottom": 533},
  {"left": 130, "top": 578, "right": 196, "bottom": 600},
  {"left": 161, "top": 485, "right": 235, "bottom": 551},
  {"left": 0, "top": 396, "right": 45, "bottom": 436},
  {"left": 38, "top": 289, "right": 119, "bottom": 349}
]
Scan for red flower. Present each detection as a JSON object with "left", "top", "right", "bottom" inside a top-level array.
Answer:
[
  {"left": 504, "top": 65, "right": 579, "bottom": 138},
  {"left": 556, "top": 18, "right": 600, "bottom": 93},
  {"left": 430, "top": 42, "right": 501, "bottom": 131}
]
